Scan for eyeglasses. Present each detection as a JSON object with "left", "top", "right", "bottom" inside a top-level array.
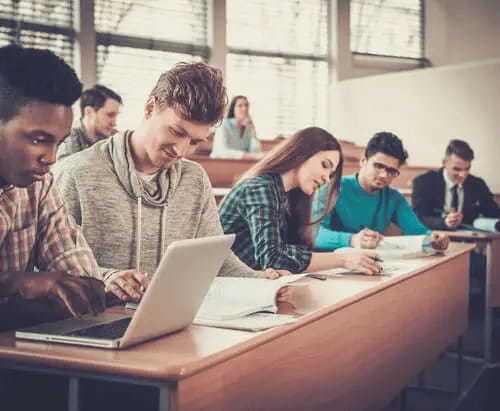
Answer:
[{"left": 372, "top": 161, "right": 400, "bottom": 177}]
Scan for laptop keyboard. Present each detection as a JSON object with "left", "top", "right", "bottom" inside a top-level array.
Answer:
[{"left": 66, "top": 317, "right": 132, "bottom": 340}]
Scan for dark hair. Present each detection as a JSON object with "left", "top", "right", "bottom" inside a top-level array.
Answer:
[
  {"left": 445, "top": 139, "right": 474, "bottom": 161},
  {"left": 148, "top": 62, "right": 227, "bottom": 125},
  {"left": 80, "top": 84, "right": 122, "bottom": 117},
  {"left": 365, "top": 131, "right": 408, "bottom": 165},
  {"left": 239, "top": 127, "right": 343, "bottom": 247},
  {"left": 227, "top": 95, "right": 247, "bottom": 118},
  {"left": 0, "top": 45, "right": 81, "bottom": 121}
]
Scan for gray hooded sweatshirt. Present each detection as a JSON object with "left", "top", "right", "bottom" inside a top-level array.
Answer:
[{"left": 53, "top": 131, "right": 259, "bottom": 279}]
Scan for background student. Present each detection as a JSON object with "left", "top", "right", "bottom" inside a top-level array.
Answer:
[
  {"left": 314, "top": 132, "right": 449, "bottom": 251},
  {"left": 210, "top": 95, "right": 262, "bottom": 159},
  {"left": 412, "top": 139, "right": 500, "bottom": 230},
  {"left": 218, "top": 126, "right": 381, "bottom": 274},
  {"left": 57, "top": 84, "right": 122, "bottom": 160},
  {"left": 55, "top": 62, "right": 286, "bottom": 303},
  {"left": 0, "top": 45, "right": 105, "bottom": 331}
]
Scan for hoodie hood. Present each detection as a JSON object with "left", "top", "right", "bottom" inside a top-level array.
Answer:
[{"left": 97, "top": 130, "right": 181, "bottom": 207}]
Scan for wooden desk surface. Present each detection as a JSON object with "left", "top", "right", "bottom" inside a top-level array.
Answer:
[{"left": 0, "top": 243, "right": 474, "bottom": 410}]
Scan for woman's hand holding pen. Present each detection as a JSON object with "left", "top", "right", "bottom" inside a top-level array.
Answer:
[
  {"left": 104, "top": 270, "right": 150, "bottom": 302},
  {"left": 336, "top": 250, "right": 382, "bottom": 275},
  {"left": 351, "top": 228, "right": 383, "bottom": 249}
]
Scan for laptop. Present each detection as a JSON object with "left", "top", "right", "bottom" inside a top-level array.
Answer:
[{"left": 16, "top": 234, "right": 235, "bottom": 349}]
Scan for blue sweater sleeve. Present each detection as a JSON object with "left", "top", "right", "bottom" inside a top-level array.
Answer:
[
  {"left": 315, "top": 222, "right": 353, "bottom": 250},
  {"left": 312, "top": 186, "right": 353, "bottom": 250},
  {"left": 394, "top": 193, "right": 430, "bottom": 235}
]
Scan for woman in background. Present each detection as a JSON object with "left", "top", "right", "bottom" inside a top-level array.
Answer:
[
  {"left": 218, "top": 127, "right": 381, "bottom": 274},
  {"left": 211, "top": 95, "right": 262, "bottom": 159}
]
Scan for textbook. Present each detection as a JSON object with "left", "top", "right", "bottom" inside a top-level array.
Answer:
[
  {"left": 195, "top": 275, "right": 308, "bottom": 321},
  {"left": 126, "top": 275, "right": 308, "bottom": 331},
  {"left": 193, "top": 313, "right": 297, "bottom": 331}
]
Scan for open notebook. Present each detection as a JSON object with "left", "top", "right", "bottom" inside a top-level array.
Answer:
[
  {"left": 16, "top": 235, "right": 235, "bottom": 349},
  {"left": 127, "top": 275, "right": 308, "bottom": 331}
]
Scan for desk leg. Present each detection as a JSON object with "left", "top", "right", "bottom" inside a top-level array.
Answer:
[
  {"left": 485, "top": 243, "right": 493, "bottom": 363},
  {"left": 158, "top": 384, "right": 169, "bottom": 411},
  {"left": 68, "top": 376, "right": 80, "bottom": 411}
]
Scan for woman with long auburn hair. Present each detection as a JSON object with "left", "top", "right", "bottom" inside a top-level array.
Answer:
[{"left": 218, "top": 127, "right": 381, "bottom": 274}]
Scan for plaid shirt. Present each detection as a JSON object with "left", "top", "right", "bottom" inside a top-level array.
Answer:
[
  {"left": 0, "top": 173, "right": 100, "bottom": 278},
  {"left": 219, "top": 173, "right": 312, "bottom": 273}
]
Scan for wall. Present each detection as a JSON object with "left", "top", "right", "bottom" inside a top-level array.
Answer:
[
  {"left": 426, "top": 0, "right": 500, "bottom": 67},
  {"left": 329, "top": 59, "right": 500, "bottom": 193},
  {"left": 335, "top": 0, "right": 500, "bottom": 81}
]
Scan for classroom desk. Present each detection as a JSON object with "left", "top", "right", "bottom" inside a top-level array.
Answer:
[
  {"left": 441, "top": 231, "right": 500, "bottom": 363},
  {"left": 0, "top": 243, "right": 473, "bottom": 411}
]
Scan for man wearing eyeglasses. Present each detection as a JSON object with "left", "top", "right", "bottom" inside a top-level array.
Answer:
[{"left": 314, "top": 131, "right": 448, "bottom": 251}]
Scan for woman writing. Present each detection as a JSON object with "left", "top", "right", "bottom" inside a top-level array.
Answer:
[{"left": 218, "top": 127, "right": 381, "bottom": 274}]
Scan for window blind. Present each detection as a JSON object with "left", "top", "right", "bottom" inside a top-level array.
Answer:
[
  {"left": 97, "top": 45, "right": 201, "bottom": 130},
  {"left": 350, "top": 0, "right": 424, "bottom": 59},
  {"left": 95, "top": 0, "right": 209, "bottom": 131},
  {"left": 95, "top": 0, "right": 208, "bottom": 46},
  {"left": 226, "top": 0, "right": 329, "bottom": 139},
  {"left": 0, "top": 0, "right": 74, "bottom": 64}
]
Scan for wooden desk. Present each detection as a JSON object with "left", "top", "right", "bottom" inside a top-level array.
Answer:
[
  {"left": 0, "top": 244, "right": 473, "bottom": 411},
  {"left": 442, "top": 231, "right": 500, "bottom": 362}
]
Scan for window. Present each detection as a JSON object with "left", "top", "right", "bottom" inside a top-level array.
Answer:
[
  {"left": 0, "top": 0, "right": 75, "bottom": 64},
  {"left": 350, "top": 0, "right": 424, "bottom": 59},
  {"left": 95, "top": 0, "right": 209, "bottom": 130},
  {"left": 226, "top": 0, "right": 330, "bottom": 139}
]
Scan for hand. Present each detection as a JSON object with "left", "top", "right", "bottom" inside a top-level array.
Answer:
[
  {"left": 337, "top": 250, "right": 382, "bottom": 275},
  {"left": 239, "top": 115, "right": 253, "bottom": 127},
  {"left": 17, "top": 272, "right": 105, "bottom": 317},
  {"left": 430, "top": 232, "right": 449, "bottom": 251},
  {"left": 444, "top": 211, "right": 463, "bottom": 229},
  {"left": 105, "top": 270, "right": 150, "bottom": 302},
  {"left": 350, "top": 228, "right": 383, "bottom": 249},
  {"left": 260, "top": 268, "right": 291, "bottom": 279},
  {"left": 276, "top": 286, "right": 297, "bottom": 308}
]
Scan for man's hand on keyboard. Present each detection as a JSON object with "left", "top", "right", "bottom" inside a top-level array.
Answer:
[{"left": 105, "top": 270, "right": 150, "bottom": 302}]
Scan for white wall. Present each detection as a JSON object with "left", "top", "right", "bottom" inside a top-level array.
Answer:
[
  {"left": 426, "top": 0, "right": 500, "bottom": 67},
  {"left": 330, "top": 59, "right": 500, "bottom": 193}
]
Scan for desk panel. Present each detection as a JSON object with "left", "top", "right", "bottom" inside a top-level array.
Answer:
[{"left": 175, "top": 250, "right": 470, "bottom": 411}]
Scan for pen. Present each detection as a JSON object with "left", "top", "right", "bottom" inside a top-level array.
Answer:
[{"left": 306, "top": 273, "right": 328, "bottom": 281}]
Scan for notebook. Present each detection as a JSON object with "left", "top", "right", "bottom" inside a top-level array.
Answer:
[{"left": 15, "top": 234, "right": 235, "bottom": 349}]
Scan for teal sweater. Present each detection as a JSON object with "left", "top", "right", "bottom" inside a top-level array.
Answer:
[{"left": 314, "top": 175, "right": 429, "bottom": 250}]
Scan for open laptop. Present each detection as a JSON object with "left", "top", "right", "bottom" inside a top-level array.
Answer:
[{"left": 16, "top": 234, "right": 235, "bottom": 349}]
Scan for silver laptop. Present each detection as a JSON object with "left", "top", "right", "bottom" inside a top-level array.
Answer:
[{"left": 16, "top": 234, "right": 235, "bottom": 349}]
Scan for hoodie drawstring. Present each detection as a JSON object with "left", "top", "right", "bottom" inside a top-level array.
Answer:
[{"left": 136, "top": 196, "right": 142, "bottom": 273}]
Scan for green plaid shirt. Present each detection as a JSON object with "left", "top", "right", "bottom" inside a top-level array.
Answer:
[{"left": 219, "top": 173, "right": 312, "bottom": 273}]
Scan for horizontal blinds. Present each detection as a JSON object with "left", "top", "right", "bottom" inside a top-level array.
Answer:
[
  {"left": 227, "top": 0, "right": 328, "bottom": 57},
  {"left": 0, "top": 0, "right": 73, "bottom": 64},
  {"left": 95, "top": 1, "right": 209, "bottom": 131},
  {"left": 0, "top": 0, "right": 73, "bottom": 27},
  {"left": 226, "top": 54, "right": 328, "bottom": 139},
  {"left": 97, "top": 45, "right": 202, "bottom": 130},
  {"left": 95, "top": 0, "right": 207, "bottom": 46},
  {"left": 350, "top": 0, "right": 424, "bottom": 58},
  {"left": 0, "top": 26, "right": 73, "bottom": 63},
  {"left": 226, "top": 0, "right": 329, "bottom": 138}
]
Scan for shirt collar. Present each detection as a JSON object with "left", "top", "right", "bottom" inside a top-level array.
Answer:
[{"left": 443, "top": 170, "right": 463, "bottom": 191}]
